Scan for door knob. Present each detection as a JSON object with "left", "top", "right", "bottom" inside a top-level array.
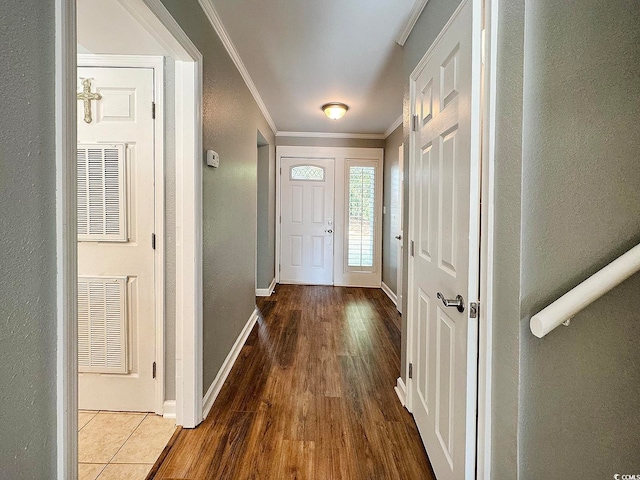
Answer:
[
  {"left": 437, "top": 292, "right": 465, "bottom": 313},
  {"left": 395, "top": 234, "right": 402, "bottom": 240},
  {"left": 325, "top": 229, "right": 333, "bottom": 234}
]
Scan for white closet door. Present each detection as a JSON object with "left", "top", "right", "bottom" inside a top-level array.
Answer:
[{"left": 77, "top": 66, "right": 156, "bottom": 412}]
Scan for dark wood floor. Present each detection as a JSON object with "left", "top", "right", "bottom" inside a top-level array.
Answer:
[{"left": 152, "top": 285, "right": 434, "bottom": 479}]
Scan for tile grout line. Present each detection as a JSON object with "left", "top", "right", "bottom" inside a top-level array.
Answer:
[
  {"left": 92, "top": 463, "right": 108, "bottom": 480},
  {"left": 108, "top": 418, "right": 176, "bottom": 466},
  {"left": 88, "top": 411, "right": 149, "bottom": 474},
  {"left": 106, "top": 413, "right": 149, "bottom": 465},
  {"left": 78, "top": 410, "right": 99, "bottom": 434},
  {"left": 80, "top": 411, "right": 176, "bottom": 474}
]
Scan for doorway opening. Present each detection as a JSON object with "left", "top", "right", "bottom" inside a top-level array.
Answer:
[
  {"left": 56, "top": 0, "right": 204, "bottom": 476},
  {"left": 256, "top": 130, "right": 276, "bottom": 296},
  {"left": 75, "top": 53, "right": 174, "bottom": 477}
]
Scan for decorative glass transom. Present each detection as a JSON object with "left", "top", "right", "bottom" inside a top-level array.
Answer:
[{"left": 290, "top": 165, "right": 325, "bottom": 181}]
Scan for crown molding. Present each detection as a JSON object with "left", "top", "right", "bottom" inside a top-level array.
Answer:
[
  {"left": 396, "top": 0, "right": 429, "bottom": 46},
  {"left": 198, "top": 0, "right": 277, "bottom": 134},
  {"left": 276, "top": 131, "right": 386, "bottom": 140},
  {"left": 384, "top": 115, "right": 403, "bottom": 138}
]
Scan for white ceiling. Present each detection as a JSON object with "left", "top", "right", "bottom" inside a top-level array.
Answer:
[{"left": 209, "top": 0, "right": 417, "bottom": 135}]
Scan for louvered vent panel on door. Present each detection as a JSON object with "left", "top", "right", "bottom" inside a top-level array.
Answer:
[
  {"left": 77, "top": 144, "right": 127, "bottom": 242},
  {"left": 78, "top": 276, "right": 128, "bottom": 374}
]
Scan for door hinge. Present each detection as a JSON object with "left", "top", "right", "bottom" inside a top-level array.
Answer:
[
  {"left": 279, "top": 264, "right": 281, "bottom": 272},
  {"left": 412, "top": 114, "right": 419, "bottom": 132},
  {"left": 470, "top": 302, "right": 480, "bottom": 319},
  {"left": 152, "top": 361, "right": 157, "bottom": 379},
  {"left": 410, "top": 240, "right": 415, "bottom": 257},
  {"left": 151, "top": 233, "right": 156, "bottom": 250},
  {"left": 279, "top": 216, "right": 281, "bottom": 224},
  {"left": 151, "top": 102, "right": 156, "bottom": 119},
  {"left": 408, "top": 363, "right": 413, "bottom": 379}
]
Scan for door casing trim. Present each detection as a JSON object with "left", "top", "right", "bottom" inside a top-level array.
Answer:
[
  {"left": 111, "top": 0, "right": 205, "bottom": 430},
  {"left": 475, "top": 0, "right": 499, "bottom": 477}
]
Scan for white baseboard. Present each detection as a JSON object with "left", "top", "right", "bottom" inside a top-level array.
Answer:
[
  {"left": 381, "top": 282, "right": 398, "bottom": 305},
  {"left": 395, "top": 377, "right": 407, "bottom": 407},
  {"left": 162, "top": 400, "right": 176, "bottom": 419},
  {"left": 256, "top": 278, "right": 276, "bottom": 297},
  {"left": 202, "top": 307, "right": 259, "bottom": 420}
]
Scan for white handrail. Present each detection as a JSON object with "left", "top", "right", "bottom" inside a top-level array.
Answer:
[{"left": 530, "top": 243, "right": 640, "bottom": 338}]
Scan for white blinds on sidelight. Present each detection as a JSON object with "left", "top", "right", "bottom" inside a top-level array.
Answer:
[{"left": 347, "top": 164, "right": 375, "bottom": 269}]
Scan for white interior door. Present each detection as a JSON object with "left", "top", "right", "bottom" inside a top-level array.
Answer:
[
  {"left": 280, "top": 158, "right": 335, "bottom": 285},
  {"left": 77, "top": 66, "right": 156, "bottom": 412},
  {"left": 409, "top": 0, "right": 481, "bottom": 479}
]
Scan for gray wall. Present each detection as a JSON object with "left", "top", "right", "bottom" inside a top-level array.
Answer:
[
  {"left": 518, "top": 0, "right": 640, "bottom": 477},
  {"left": 0, "top": 0, "right": 58, "bottom": 477},
  {"left": 256, "top": 131, "right": 276, "bottom": 290},
  {"left": 163, "top": 57, "right": 177, "bottom": 400},
  {"left": 160, "top": 0, "right": 276, "bottom": 392},
  {"left": 382, "top": 124, "right": 403, "bottom": 293},
  {"left": 276, "top": 136, "right": 384, "bottom": 149},
  {"left": 490, "top": 0, "right": 526, "bottom": 477}
]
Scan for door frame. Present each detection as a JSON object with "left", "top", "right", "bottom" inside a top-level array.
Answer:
[
  {"left": 396, "top": 142, "right": 404, "bottom": 314},
  {"left": 77, "top": 53, "right": 166, "bottom": 416},
  {"left": 276, "top": 145, "right": 384, "bottom": 287},
  {"left": 119, "top": 0, "right": 205, "bottom": 430},
  {"left": 475, "top": 0, "right": 499, "bottom": 477},
  {"left": 56, "top": 0, "right": 203, "bottom": 476},
  {"left": 404, "top": 0, "right": 497, "bottom": 478}
]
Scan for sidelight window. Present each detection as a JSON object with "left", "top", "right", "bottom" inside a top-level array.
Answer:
[{"left": 347, "top": 164, "right": 376, "bottom": 269}]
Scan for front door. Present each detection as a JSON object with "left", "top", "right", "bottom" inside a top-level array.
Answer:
[
  {"left": 280, "top": 158, "right": 335, "bottom": 285},
  {"left": 409, "top": 0, "right": 481, "bottom": 479},
  {"left": 77, "top": 65, "right": 156, "bottom": 412}
]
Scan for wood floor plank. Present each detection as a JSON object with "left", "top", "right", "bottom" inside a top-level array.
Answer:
[{"left": 152, "top": 285, "right": 434, "bottom": 480}]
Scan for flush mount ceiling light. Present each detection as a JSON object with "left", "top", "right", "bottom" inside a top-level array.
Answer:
[{"left": 322, "top": 102, "right": 349, "bottom": 120}]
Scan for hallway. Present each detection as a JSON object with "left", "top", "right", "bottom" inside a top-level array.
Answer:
[{"left": 152, "top": 285, "right": 434, "bottom": 479}]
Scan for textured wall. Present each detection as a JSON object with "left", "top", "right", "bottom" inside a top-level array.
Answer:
[
  {"left": 160, "top": 0, "right": 275, "bottom": 392},
  {"left": 276, "top": 136, "right": 384, "bottom": 148},
  {"left": 490, "top": 0, "right": 526, "bottom": 477},
  {"left": 382, "top": 125, "right": 403, "bottom": 294},
  {"left": 519, "top": 0, "right": 640, "bottom": 477},
  {"left": 163, "top": 58, "right": 177, "bottom": 400},
  {"left": 0, "top": 0, "right": 58, "bottom": 477}
]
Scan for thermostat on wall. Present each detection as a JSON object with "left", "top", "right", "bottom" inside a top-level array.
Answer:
[{"left": 206, "top": 150, "right": 220, "bottom": 168}]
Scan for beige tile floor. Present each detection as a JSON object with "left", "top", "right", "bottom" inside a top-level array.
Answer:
[{"left": 78, "top": 411, "right": 176, "bottom": 480}]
